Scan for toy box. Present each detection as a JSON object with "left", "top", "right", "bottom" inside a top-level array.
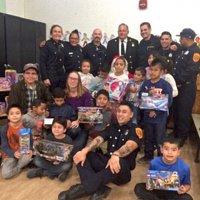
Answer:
[
  {"left": 19, "top": 128, "right": 31, "bottom": 154},
  {"left": 0, "top": 77, "right": 11, "bottom": 91},
  {"left": 78, "top": 107, "right": 103, "bottom": 124},
  {"left": 34, "top": 139, "right": 73, "bottom": 162},
  {"left": 140, "top": 94, "right": 169, "bottom": 111},
  {"left": 146, "top": 170, "right": 180, "bottom": 191},
  {"left": 5, "top": 69, "right": 17, "bottom": 85},
  {"left": 105, "top": 76, "right": 127, "bottom": 102}
]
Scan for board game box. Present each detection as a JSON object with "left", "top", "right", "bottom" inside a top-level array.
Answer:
[
  {"left": 78, "top": 107, "right": 103, "bottom": 123},
  {"left": 146, "top": 170, "right": 180, "bottom": 191},
  {"left": 34, "top": 139, "right": 73, "bottom": 162}
]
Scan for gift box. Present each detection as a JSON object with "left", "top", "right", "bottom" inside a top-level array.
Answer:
[
  {"left": 105, "top": 76, "right": 127, "bottom": 102},
  {"left": 140, "top": 94, "right": 169, "bottom": 111},
  {"left": 146, "top": 170, "right": 180, "bottom": 191},
  {"left": 34, "top": 139, "right": 73, "bottom": 162},
  {"left": 78, "top": 107, "right": 103, "bottom": 124}
]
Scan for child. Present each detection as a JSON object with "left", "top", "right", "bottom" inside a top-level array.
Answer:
[
  {"left": 27, "top": 117, "right": 73, "bottom": 182},
  {"left": 134, "top": 136, "right": 193, "bottom": 200},
  {"left": 138, "top": 58, "right": 173, "bottom": 164},
  {"left": 125, "top": 67, "right": 145, "bottom": 124},
  {"left": 1, "top": 104, "right": 33, "bottom": 179},
  {"left": 78, "top": 59, "right": 94, "bottom": 89},
  {"left": 109, "top": 56, "right": 129, "bottom": 82},
  {"left": 22, "top": 99, "right": 46, "bottom": 140},
  {"left": 89, "top": 64, "right": 110, "bottom": 97}
]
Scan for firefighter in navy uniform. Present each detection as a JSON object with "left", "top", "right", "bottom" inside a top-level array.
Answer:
[
  {"left": 64, "top": 30, "right": 83, "bottom": 74},
  {"left": 83, "top": 29, "right": 107, "bottom": 76},
  {"left": 58, "top": 101, "right": 142, "bottom": 200},
  {"left": 173, "top": 28, "right": 200, "bottom": 146},
  {"left": 40, "top": 25, "right": 66, "bottom": 90}
]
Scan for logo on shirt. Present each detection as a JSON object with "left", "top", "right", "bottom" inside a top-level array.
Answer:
[{"left": 193, "top": 53, "right": 200, "bottom": 62}]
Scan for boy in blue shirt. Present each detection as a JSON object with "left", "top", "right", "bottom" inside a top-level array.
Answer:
[
  {"left": 138, "top": 58, "right": 173, "bottom": 163},
  {"left": 134, "top": 136, "right": 192, "bottom": 200}
]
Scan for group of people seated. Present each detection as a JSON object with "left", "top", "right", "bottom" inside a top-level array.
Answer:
[{"left": 1, "top": 21, "right": 199, "bottom": 200}]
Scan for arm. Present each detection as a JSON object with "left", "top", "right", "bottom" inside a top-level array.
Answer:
[
  {"left": 106, "top": 140, "right": 138, "bottom": 174},
  {"left": 178, "top": 184, "right": 191, "bottom": 194},
  {"left": 73, "top": 136, "right": 104, "bottom": 166}
]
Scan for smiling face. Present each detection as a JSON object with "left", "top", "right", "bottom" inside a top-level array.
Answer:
[
  {"left": 51, "top": 26, "right": 63, "bottom": 42},
  {"left": 8, "top": 107, "right": 22, "bottom": 124},
  {"left": 23, "top": 68, "right": 38, "bottom": 85},
  {"left": 117, "top": 105, "right": 133, "bottom": 125},
  {"left": 92, "top": 29, "right": 102, "bottom": 44},
  {"left": 52, "top": 122, "right": 66, "bottom": 138},
  {"left": 69, "top": 32, "right": 79, "bottom": 46},
  {"left": 118, "top": 24, "right": 129, "bottom": 40},
  {"left": 161, "top": 142, "right": 180, "bottom": 164},
  {"left": 81, "top": 61, "right": 91, "bottom": 74},
  {"left": 96, "top": 94, "right": 108, "bottom": 107},
  {"left": 160, "top": 34, "right": 172, "bottom": 49},
  {"left": 67, "top": 72, "right": 80, "bottom": 89},
  {"left": 140, "top": 24, "right": 151, "bottom": 40}
]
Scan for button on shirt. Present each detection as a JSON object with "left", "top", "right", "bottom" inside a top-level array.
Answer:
[{"left": 100, "top": 121, "right": 141, "bottom": 170}]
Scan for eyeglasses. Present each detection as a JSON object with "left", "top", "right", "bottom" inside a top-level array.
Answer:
[
  {"left": 24, "top": 72, "right": 37, "bottom": 75},
  {"left": 68, "top": 76, "right": 79, "bottom": 81}
]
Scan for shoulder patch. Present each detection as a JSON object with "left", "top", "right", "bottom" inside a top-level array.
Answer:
[
  {"left": 135, "top": 128, "right": 143, "bottom": 139},
  {"left": 193, "top": 53, "right": 200, "bottom": 62}
]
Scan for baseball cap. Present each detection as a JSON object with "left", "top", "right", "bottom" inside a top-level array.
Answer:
[
  {"left": 23, "top": 63, "right": 39, "bottom": 73},
  {"left": 177, "top": 28, "right": 196, "bottom": 39}
]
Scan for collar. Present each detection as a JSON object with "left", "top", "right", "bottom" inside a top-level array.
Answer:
[
  {"left": 115, "top": 120, "right": 133, "bottom": 129},
  {"left": 119, "top": 38, "right": 128, "bottom": 43}
]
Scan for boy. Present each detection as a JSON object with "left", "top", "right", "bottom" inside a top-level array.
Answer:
[
  {"left": 138, "top": 58, "right": 173, "bottom": 163},
  {"left": 134, "top": 136, "right": 193, "bottom": 200},
  {"left": 1, "top": 104, "right": 33, "bottom": 179}
]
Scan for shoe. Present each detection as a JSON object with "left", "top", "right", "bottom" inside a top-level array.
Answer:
[
  {"left": 27, "top": 168, "right": 44, "bottom": 179},
  {"left": 58, "top": 170, "right": 70, "bottom": 182},
  {"left": 89, "top": 186, "right": 111, "bottom": 200},
  {"left": 137, "top": 156, "right": 152, "bottom": 164},
  {"left": 58, "top": 184, "right": 88, "bottom": 200}
]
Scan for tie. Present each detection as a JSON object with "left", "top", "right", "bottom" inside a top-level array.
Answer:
[{"left": 121, "top": 40, "right": 125, "bottom": 56}]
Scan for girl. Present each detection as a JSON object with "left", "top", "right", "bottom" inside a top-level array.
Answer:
[
  {"left": 27, "top": 117, "right": 73, "bottom": 182},
  {"left": 1, "top": 104, "right": 33, "bottom": 179},
  {"left": 78, "top": 59, "right": 94, "bottom": 89}
]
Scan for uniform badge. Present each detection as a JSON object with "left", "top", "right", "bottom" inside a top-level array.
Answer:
[
  {"left": 124, "top": 130, "right": 129, "bottom": 135},
  {"left": 135, "top": 128, "right": 143, "bottom": 139},
  {"left": 192, "top": 53, "right": 200, "bottom": 62},
  {"left": 184, "top": 50, "right": 189, "bottom": 55}
]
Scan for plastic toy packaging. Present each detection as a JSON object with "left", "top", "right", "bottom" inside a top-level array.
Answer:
[
  {"left": 19, "top": 128, "right": 31, "bottom": 154},
  {"left": 34, "top": 139, "right": 73, "bottom": 162},
  {"left": 146, "top": 170, "right": 180, "bottom": 191},
  {"left": 140, "top": 94, "right": 169, "bottom": 111}
]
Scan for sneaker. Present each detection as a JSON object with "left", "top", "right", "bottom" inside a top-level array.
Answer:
[
  {"left": 58, "top": 170, "right": 70, "bottom": 182},
  {"left": 58, "top": 184, "right": 88, "bottom": 200},
  {"left": 137, "top": 156, "right": 152, "bottom": 164},
  {"left": 27, "top": 168, "right": 44, "bottom": 179},
  {"left": 89, "top": 185, "right": 111, "bottom": 200}
]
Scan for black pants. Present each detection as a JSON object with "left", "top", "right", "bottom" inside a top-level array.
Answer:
[
  {"left": 134, "top": 183, "right": 193, "bottom": 200},
  {"left": 173, "top": 83, "right": 196, "bottom": 139},
  {"left": 77, "top": 152, "right": 131, "bottom": 194}
]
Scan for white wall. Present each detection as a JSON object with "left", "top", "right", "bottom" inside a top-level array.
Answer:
[
  {"left": 5, "top": 0, "right": 25, "bottom": 17},
  {"left": 5, "top": 0, "right": 200, "bottom": 42}
]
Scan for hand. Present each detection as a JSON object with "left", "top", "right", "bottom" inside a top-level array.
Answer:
[
  {"left": 14, "top": 151, "right": 22, "bottom": 159},
  {"left": 149, "top": 111, "right": 156, "bottom": 118},
  {"left": 106, "top": 155, "right": 121, "bottom": 174},
  {"left": 70, "top": 120, "right": 79, "bottom": 129},
  {"left": 44, "top": 79, "right": 51, "bottom": 87},
  {"left": 178, "top": 185, "right": 187, "bottom": 194},
  {"left": 73, "top": 148, "right": 88, "bottom": 166},
  {"left": 170, "top": 44, "right": 178, "bottom": 51}
]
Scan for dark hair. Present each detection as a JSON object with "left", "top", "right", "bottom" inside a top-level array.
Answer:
[
  {"left": 52, "top": 117, "right": 67, "bottom": 129},
  {"left": 69, "top": 29, "right": 80, "bottom": 39},
  {"left": 119, "top": 101, "right": 133, "bottom": 112},
  {"left": 118, "top": 23, "right": 129, "bottom": 31},
  {"left": 140, "top": 22, "right": 151, "bottom": 29},
  {"left": 80, "top": 59, "right": 92, "bottom": 70},
  {"left": 135, "top": 67, "right": 146, "bottom": 76},
  {"left": 162, "top": 136, "right": 181, "bottom": 149},
  {"left": 161, "top": 31, "right": 172, "bottom": 38},
  {"left": 99, "top": 62, "right": 110, "bottom": 74},
  {"left": 31, "top": 99, "right": 46, "bottom": 109},
  {"left": 115, "top": 56, "right": 126, "bottom": 66},
  {"left": 52, "top": 87, "right": 65, "bottom": 98},
  {"left": 50, "top": 25, "right": 63, "bottom": 35},
  {"left": 95, "top": 89, "right": 109, "bottom": 101},
  {"left": 160, "top": 56, "right": 173, "bottom": 74},
  {"left": 150, "top": 58, "right": 164, "bottom": 69},
  {"left": 7, "top": 104, "right": 23, "bottom": 115}
]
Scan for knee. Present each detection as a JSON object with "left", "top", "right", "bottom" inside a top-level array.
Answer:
[
  {"left": 1, "top": 166, "right": 19, "bottom": 179},
  {"left": 134, "top": 183, "right": 146, "bottom": 196}
]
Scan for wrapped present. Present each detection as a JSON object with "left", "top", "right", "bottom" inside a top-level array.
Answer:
[
  {"left": 140, "top": 94, "right": 169, "bottom": 111},
  {"left": 19, "top": 128, "right": 31, "bottom": 154},
  {"left": 146, "top": 170, "right": 180, "bottom": 191},
  {"left": 78, "top": 107, "right": 103, "bottom": 124},
  {"left": 105, "top": 76, "right": 127, "bottom": 102},
  {"left": 34, "top": 139, "right": 73, "bottom": 162},
  {"left": 5, "top": 69, "right": 17, "bottom": 85}
]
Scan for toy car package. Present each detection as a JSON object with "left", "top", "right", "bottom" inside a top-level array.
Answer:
[{"left": 19, "top": 128, "right": 31, "bottom": 154}]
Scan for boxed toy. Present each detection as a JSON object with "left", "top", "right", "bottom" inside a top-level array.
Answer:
[
  {"left": 0, "top": 102, "right": 6, "bottom": 115},
  {"left": 78, "top": 107, "right": 103, "bottom": 124},
  {"left": 34, "top": 139, "right": 73, "bottom": 162},
  {"left": 140, "top": 94, "right": 169, "bottom": 111},
  {"left": 5, "top": 69, "right": 17, "bottom": 85},
  {"left": 105, "top": 76, "right": 127, "bottom": 102},
  {"left": 0, "top": 77, "right": 11, "bottom": 91},
  {"left": 19, "top": 128, "right": 31, "bottom": 154},
  {"left": 146, "top": 170, "right": 180, "bottom": 191}
]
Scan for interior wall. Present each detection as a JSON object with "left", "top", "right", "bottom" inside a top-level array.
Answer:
[
  {"left": 5, "top": 0, "right": 24, "bottom": 17},
  {"left": 4, "top": 0, "right": 200, "bottom": 43}
]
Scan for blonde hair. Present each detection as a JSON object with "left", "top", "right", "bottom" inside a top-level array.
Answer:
[{"left": 65, "top": 71, "right": 86, "bottom": 98}]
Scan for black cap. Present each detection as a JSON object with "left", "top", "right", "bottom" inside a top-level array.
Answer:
[{"left": 176, "top": 28, "right": 196, "bottom": 39}]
